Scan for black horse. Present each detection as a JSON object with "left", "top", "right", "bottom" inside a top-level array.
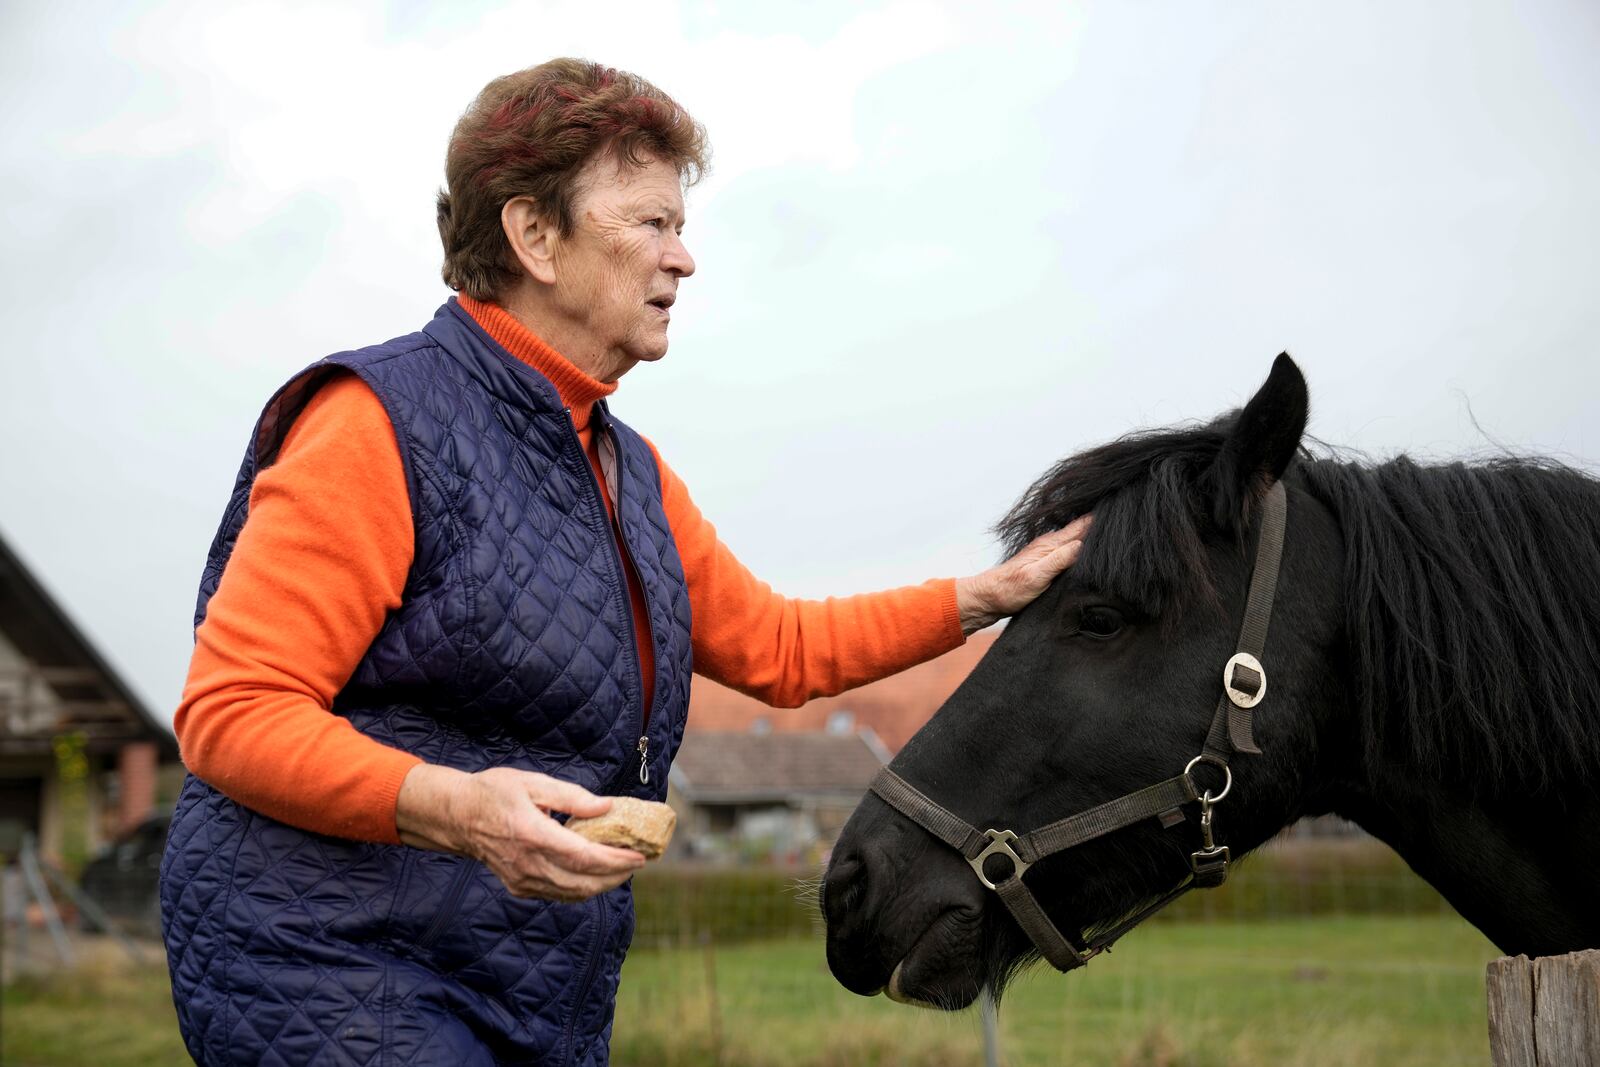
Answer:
[{"left": 822, "top": 355, "right": 1600, "bottom": 1009}]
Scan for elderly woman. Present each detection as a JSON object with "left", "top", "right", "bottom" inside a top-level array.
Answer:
[{"left": 159, "top": 59, "right": 1085, "bottom": 1065}]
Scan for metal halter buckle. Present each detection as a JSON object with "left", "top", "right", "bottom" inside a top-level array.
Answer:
[
  {"left": 1190, "top": 844, "right": 1231, "bottom": 884},
  {"left": 1186, "top": 777, "right": 1232, "bottom": 885},
  {"left": 1223, "top": 652, "right": 1267, "bottom": 708},
  {"left": 969, "top": 829, "right": 1030, "bottom": 891},
  {"left": 1190, "top": 794, "right": 1231, "bottom": 881}
]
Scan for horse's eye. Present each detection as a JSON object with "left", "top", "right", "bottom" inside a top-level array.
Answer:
[{"left": 1078, "top": 606, "right": 1124, "bottom": 639}]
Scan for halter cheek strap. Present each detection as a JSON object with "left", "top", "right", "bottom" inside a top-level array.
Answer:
[{"left": 870, "top": 481, "right": 1288, "bottom": 972}]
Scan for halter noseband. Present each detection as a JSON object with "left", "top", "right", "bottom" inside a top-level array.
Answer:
[{"left": 870, "top": 481, "right": 1288, "bottom": 972}]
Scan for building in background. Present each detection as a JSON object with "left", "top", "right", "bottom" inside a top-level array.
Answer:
[
  {"left": 687, "top": 631, "right": 998, "bottom": 752},
  {"left": 670, "top": 635, "right": 994, "bottom": 863},
  {"left": 0, "top": 530, "right": 178, "bottom": 866},
  {"left": 666, "top": 726, "right": 890, "bottom": 863}
]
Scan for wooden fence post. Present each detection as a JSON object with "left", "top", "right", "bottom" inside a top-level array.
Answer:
[
  {"left": 1488, "top": 950, "right": 1600, "bottom": 1066},
  {"left": 1488, "top": 955, "right": 1537, "bottom": 1067}
]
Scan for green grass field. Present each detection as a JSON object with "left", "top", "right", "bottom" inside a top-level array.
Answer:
[
  {"left": 3, "top": 915, "right": 1496, "bottom": 1067},
  {"left": 613, "top": 915, "right": 1497, "bottom": 1067}
]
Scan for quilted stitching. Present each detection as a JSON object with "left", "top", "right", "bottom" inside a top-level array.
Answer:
[{"left": 161, "top": 302, "right": 693, "bottom": 1065}]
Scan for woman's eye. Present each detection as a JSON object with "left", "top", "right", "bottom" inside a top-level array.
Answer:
[{"left": 1078, "top": 606, "right": 1124, "bottom": 639}]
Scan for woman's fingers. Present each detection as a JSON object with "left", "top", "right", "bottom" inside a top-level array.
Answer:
[
  {"left": 520, "top": 772, "right": 645, "bottom": 867},
  {"left": 1032, "top": 538, "right": 1084, "bottom": 582},
  {"left": 1031, "top": 532, "right": 1086, "bottom": 575},
  {"left": 955, "top": 514, "right": 1096, "bottom": 633},
  {"left": 448, "top": 768, "right": 646, "bottom": 901},
  {"left": 525, "top": 772, "right": 613, "bottom": 819},
  {"left": 534, "top": 818, "right": 647, "bottom": 876},
  {"left": 509, "top": 833, "right": 644, "bottom": 900},
  {"left": 1020, "top": 515, "right": 1093, "bottom": 559},
  {"left": 514, "top": 777, "right": 646, "bottom": 873},
  {"left": 1059, "top": 513, "right": 1094, "bottom": 542},
  {"left": 1013, "top": 515, "right": 1092, "bottom": 581},
  {"left": 505, "top": 840, "right": 642, "bottom": 900}
]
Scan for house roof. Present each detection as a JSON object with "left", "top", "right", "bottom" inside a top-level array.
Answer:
[
  {"left": 669, "top": 729, "right": 887, "bottom": 801},
  {"left": 0, "top": 527, "right": 175, "bottom": 756},
  {"left": 686, "top": 631, "right": 998, "bottom": 753}
]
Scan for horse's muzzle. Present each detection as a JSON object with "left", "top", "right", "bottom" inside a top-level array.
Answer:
[
  {"left": 823, "top": 815, "right": 988, "bottom": 1008},
  {"left": 821, "top": 849, "right": 891, "bottom": 996}
]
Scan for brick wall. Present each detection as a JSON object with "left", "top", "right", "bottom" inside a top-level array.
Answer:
[{"left": 117, "top": 741, "right": 159, "bottom": 833}]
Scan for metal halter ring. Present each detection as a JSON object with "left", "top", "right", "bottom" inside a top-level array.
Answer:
[
  {"left": 968, "top": 829, "right": 1031, "bottom": 891},
  {"left": 1183, "top": 754, "right": 1233, "bottom": 804}
]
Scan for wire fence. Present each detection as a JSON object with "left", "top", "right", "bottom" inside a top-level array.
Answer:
[
  {"left": 1, "top": 828, "right": 1497, "bottom": 1067},
  {"left": 616, "top": 829, "right": 1495, "bottom": 1067}
]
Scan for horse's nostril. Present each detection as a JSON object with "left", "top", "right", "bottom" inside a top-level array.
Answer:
[
  {"left": 822, "top": 855, "right": 865, "bottom": 925},
  {"left": 839, "top": 874, "right": 862, "bottom": 912}
]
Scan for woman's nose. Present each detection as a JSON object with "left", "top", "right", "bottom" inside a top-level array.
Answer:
[{"left": 663, "top": 231, "right": 695, "bottom": 277}]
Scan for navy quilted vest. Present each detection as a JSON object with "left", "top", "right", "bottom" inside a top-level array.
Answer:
[{"left": 159, "top": 301, "right": 693, "bottom": 1066}]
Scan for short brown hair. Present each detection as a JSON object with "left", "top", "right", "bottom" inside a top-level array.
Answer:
[{"left": 437, "top": 59, "right": 709, "bottom": 301}]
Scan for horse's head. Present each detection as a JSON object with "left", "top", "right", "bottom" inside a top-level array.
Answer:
[{"left": 823, "top": 355, "right": 1352, "bottom": 1008}]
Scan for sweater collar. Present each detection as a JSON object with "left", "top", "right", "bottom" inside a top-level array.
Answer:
[{"left": 456, "top": 294, "right": 616, "bottom": 429}]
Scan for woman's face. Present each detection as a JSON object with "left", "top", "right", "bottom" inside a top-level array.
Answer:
[{"left": 549, "top": 153, "right": 695, "bottom": 381}]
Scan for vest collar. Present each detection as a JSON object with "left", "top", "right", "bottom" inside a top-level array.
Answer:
[
  {"left": 455, "top": 295, "right": 617, "bottom": 410},
  {"left": 425, "top": 300, "right": 575, "bottom": 415}
]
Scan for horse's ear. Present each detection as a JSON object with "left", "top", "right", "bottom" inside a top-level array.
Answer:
[{"left": 1206, "top": 353, "right": 1308, "bottom": 528}]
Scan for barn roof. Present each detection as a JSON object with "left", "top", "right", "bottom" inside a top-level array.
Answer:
[
  {"left": 668, "top": 729, "right": 887, "bottom": 802},
  {"left": 0, "top": 527, "right": 175, "bottom": 757},
  {"left": 686, "top": 631, "right": 997, "bottom": 753}
]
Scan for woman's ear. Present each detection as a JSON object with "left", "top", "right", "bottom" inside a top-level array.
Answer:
[
  {"left": 1206, "top": 353, "right": 1309, "bottom": 528},
  {"left": 501, "top": 197, "right": 558, "bottom": 286}
]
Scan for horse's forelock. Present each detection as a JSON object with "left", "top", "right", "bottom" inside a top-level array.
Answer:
[{"left": 995, "top": 419, "right": 1235, "bottom": 620}]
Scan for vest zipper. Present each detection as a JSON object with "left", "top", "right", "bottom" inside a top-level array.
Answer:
[
  {"left": 560, "top": 894, "right": 609, "bottom": 1065},
  {"left": 563, "top": 407, "right": 657, "bottom": 792},
  {"left": 595, "top": 408, "right": 662, "bottom": 789},
  {"left": 558, "top": 406, "right": 629, "bottom": 1060},
  {"left": 414, "top": 860, "right": 475, "bottom": 951}
]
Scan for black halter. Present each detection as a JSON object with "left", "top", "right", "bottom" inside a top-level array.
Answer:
[{"left": 870, "top": 481, "right": 1288, "bottom": 972}]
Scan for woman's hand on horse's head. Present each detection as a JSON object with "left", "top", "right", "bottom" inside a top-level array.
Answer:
[
  {"left": 956, "top": 515, "right": 1092, "bottom": 635},
  {"left": 396, "top": 763, "right": 646, "bottom": 902}
]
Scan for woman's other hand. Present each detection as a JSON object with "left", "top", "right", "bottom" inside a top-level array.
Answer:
[
  {"left": 396, "top": 764, "right": 645, "bottom": 902},
  {"left": 955, "top": 514, "right": 1093, "bottom": 634}
]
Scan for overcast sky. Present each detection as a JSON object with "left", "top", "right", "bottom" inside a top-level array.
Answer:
[{"left": 2, "top": 0, "right": 1597, "bottom": 727}]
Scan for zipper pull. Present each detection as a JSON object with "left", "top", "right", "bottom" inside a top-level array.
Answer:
[{"left": 637, "top": 736, "right": 650, "bottom": 785}]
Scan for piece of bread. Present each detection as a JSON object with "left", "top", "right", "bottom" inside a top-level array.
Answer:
[{"left": 566, "top": 797, "right": 677, "bottom": 859}]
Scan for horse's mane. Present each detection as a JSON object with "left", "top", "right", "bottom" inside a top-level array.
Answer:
[{"left": 998, "top": 415, "right": 1600, "bottom": 790}]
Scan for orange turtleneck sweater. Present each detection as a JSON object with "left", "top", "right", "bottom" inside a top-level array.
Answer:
[{"left": 175, "top": 296, "right": 964, "bottom": 844}]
